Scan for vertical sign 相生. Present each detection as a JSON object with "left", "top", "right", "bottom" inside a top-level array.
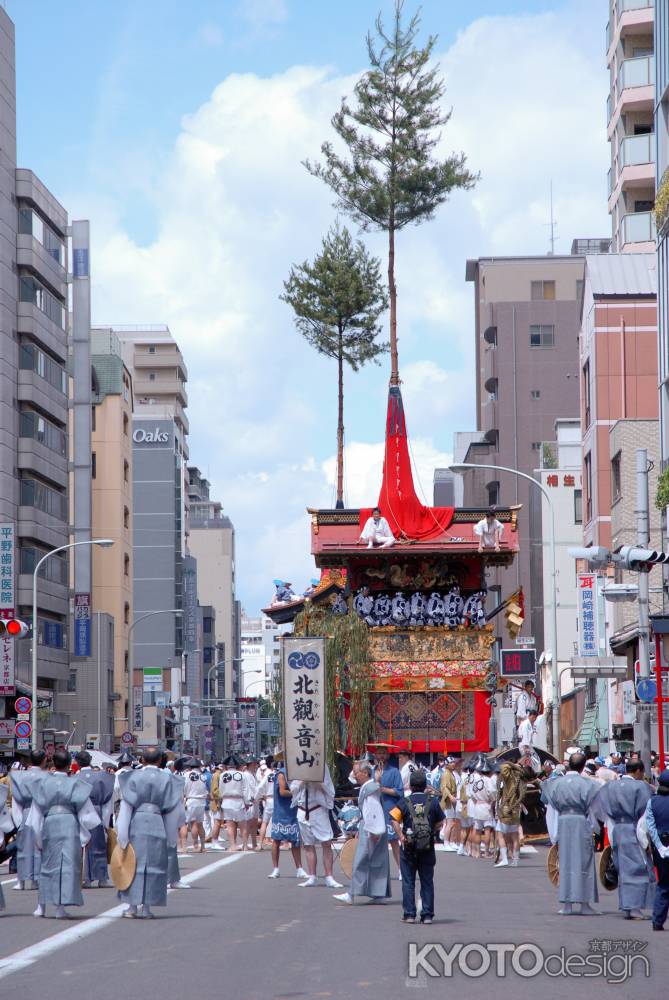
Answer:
[
  {"left": 0, "top": 524, "right": 15, "bottom": 696},
  {"left": 577, "top": 573, "right": 599, "bottom": 658},
  {"left": 282, "top": 636, "right": 325, "bottom": 783}
]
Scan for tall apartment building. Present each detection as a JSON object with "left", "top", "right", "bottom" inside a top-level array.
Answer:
[
  {"left": 0, "top": 10, "right": 71, "bottom": 724},
  {"left": 656, "top": 1, "right": 669, "bottom": 460},
  {"left": 607, "top": 0, "right": 657, "bottom": 251},
  {"left": 457, "top": 255, "right": 585, "bottom": 656},
  {"left": 88, "top": 329, "right": 134, "bottom": 748},
  {"left": 188, "top": 466, "right": 240, "bottom": 699}
]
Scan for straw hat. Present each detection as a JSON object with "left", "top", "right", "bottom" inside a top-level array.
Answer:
[{"left": 110, "top": 840, "right": 137, "bottom": 891}]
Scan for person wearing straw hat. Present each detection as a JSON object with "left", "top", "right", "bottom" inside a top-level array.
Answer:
[
  {"left": 26, "top": 749, "right": 101, "bottom": 919},
  {"left": 115, "top": 746, "right": 183, "bottom": 919}
]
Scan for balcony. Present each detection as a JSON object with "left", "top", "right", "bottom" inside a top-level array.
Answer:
[
  {"left": 617, "top": 54, "right": 654, "bottom": 93},
  {"left": 621, "top": 210, "right": 656, "bottom": 246},
  {"left": 609, "top": 55, "right": 655, "bottom": 134},
  {"left": 617, "top": 0, "right": 654, "bottom": 15},
  {"left": 608, "top": 133, "right": 656, "bottom": 208},
  {"left": 620, "top": 132, "right": 654, "bottom": 167}
]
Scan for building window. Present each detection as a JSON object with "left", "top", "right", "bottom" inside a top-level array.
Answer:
[
  {"left": 576, "top": 278, "right": 584, "bottom": 302},
  {"left": 611, "top": 451, "right": 622, "bottom": 502},
  {"left": 124, "top": 460, "right": 129, "bottom": 483},
  {"left": 531, "top": 441, "right": 542, "bottom": 450},
  {"left": 530, "top": 324, "right": 555, "bottom": 347},
  {"left": 584, "top": 452, "right": 593, "bottom": 523},
  {"left": 149, "top": 372, "right": 156, "bottom": 381},
  {"left": 20, "top": 546, "right": 67, "bottom": 584},
  {"left": 123, "top": 413, "right": 129, "bottom": 436},
  {"left": 19, "top": 275, "right": 65, "bottom": 329},
  {"left": 92, "top": 406, "right": 96, "bottom": 431},
  {"left": 149, "top": 346, "right": 156, "bottom": 354},
  {"left": 486, "top": 482, "right": 500, "bottom": 506},
  {"left": 574, "top": 489, "right": 583, "bottom": 524},
  {"left": 531, "top": 280, "right": 556, "bottom": 300},
  {"left": 20, "top": 478, "right": 67, "bottom": 520},
  {"left": 92, "top": 452, "right": 96, "bottom": 479},
  {"left": 66, "top": 669, "right": 77, "bottom": 693},
  {"left": 530, "top": 390, "right": 540, "bottom": 399},
  {"left": 19, "top": 411, "right": 66, "bottom": 456},
  {"left": 124, "top": 602, "right": 130, "bottom": 625},
  {"left": 18, "top": 206, "right": 65, "bottom": 265},
  {"left": 583, "top": 361, "right": 591, "bottom": 429},
  {"left": 203, "top": 616, "right": 213, "bottom": 634},
  {"left": 124, "top": 506, "right": 130, "bottom": 529},
  {"left": 19, "top": 342, "right": 67, "bottom": 395},
  {"left": 124, "top": 554, "right": 130, "bottom": 577}
]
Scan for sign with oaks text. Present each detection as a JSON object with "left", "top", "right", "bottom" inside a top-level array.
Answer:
[{"left": 282, "top": 636, "right": 325, "bottom": 783}]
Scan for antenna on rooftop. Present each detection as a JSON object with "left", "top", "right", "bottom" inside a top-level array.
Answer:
[{"left": 544, "top": 181, "right": 558, "bottom": 255}]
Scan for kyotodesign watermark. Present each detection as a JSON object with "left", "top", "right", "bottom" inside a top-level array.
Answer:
[{"left": 408, "top": 939, "right": 650, "bottom": 984}]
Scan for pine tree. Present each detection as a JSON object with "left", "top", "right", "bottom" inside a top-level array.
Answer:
[
  {"left": 281, "top": 224, "right": 388, "bottom": 507},
  {"left": 305, "top": 0, "right": 478, "bottom": 385}
]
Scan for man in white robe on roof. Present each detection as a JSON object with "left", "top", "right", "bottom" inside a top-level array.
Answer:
[{"left": 360, "top": 508, "right": 395, "bottom": 548}]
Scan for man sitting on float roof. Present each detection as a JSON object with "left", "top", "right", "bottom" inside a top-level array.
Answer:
[{"left": 360, "top": 508, "right": 395, "bottom": 549}]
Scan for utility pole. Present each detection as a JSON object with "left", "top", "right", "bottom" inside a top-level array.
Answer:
[{"left": 636, "top": 448, "right": 652, "bottom": 774}]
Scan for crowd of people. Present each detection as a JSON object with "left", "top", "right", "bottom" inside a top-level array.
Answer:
[{"left": 2, "top": 738, "right": 669, "bottom": 931}]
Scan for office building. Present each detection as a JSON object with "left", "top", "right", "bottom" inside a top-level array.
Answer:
[
  {"left": 456, "top": 255, "right": 584, "bottom": 655},
  {"left": 656, "top": 1, "right": 669, "bottom": 463},
  {"left": 0, "top": 10, "right": 72, "bottom": 732},
  {"left": 188, "top": 466, "right": 240, "bottom": 700},
  {"left": 607, "top": 0, "right": 657, "bottom": 251}
]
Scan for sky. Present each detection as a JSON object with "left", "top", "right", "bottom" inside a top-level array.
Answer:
[{"left": 7, "top": 0, "right": 610, "bottom": 614}]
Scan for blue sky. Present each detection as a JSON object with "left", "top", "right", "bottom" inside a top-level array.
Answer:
[{"left": 8, "top": 0, "right": 610, "bottom": 613}]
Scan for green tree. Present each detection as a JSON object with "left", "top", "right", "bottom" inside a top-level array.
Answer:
[
  {"left": 281, "top": 223, "right": 388, "bottom": 507},
  {"left": 305, "top": 0, "right": 478, "bottom": 385}
]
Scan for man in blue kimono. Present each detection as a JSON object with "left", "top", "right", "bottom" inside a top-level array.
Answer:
[
  {"left": 76, "top": 751, "right": 115, "bottom": 888},
  {"left": 540, "top": 751, "right": 601, "bottom": 915},
  {"left": 116, "top": 746, "right": 183, "bottom": 919},
  {"left": 593, "top": 759, "right": 655, "bottom": 920},
  {"left": 333, "top": 760, "right": 391, "bottom": 905},
  {"left": 10, "top": 749, "right": 48, "bottom": 890},
  {"left": 644, "top": 768, "right": 669, "bottom": 931},
  {"left": 373, "top": 744, "right": 404, "bottom": 875}
]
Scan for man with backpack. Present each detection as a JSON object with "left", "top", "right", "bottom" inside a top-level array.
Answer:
[{"left": 390, "top": 769, "right": 444, "bottom": 924}]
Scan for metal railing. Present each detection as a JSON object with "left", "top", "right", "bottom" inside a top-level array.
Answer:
[
  {"left": 617, "top": 54, "right": 654, "bottom": 94},
  {"left": 617, "top": 0, "right": 654, "bottom": 16}
]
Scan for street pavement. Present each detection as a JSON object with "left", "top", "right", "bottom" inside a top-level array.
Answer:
[{"left": 0, "top": 844, "right": 667, "bottom": 999}]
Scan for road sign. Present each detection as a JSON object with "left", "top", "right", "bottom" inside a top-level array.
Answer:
[
  {"left": 16, "top": 713, "right": 29, "bottom": 722},
  {"left": 515, "top": 636, "right": 536, "bottom": 647},
  {"left": 14, "top": 696, "right": 31, "bottom": 714},
  {"left": 499, "top": 649, "right": 536, "bottom": 678},
  {"left": 121, "top": 731, "right": 134, "bottom": 745},
  {"left": 16, "top": 737, "right": 29, "bottom": 750},
  {"left": 636, "top": 678, "right": 657, "bottom": 703},
  {"left": 14, "top": 720, "right": 31, "bottom": 738}
]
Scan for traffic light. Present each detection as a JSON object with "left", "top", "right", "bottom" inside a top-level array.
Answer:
[
  {"left": 504, "top": 589, "right": 524, "bottom": 639},
  {"left": 0, "top": 618, "right": 29, "bottom": 639},
  {"left": 568, "top": 546, "right": 611, "bottom": 567},
  {"left": 613, "top": 546, "right": 669, "bottom": 571}
]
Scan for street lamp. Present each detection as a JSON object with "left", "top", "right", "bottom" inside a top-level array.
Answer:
[
  {"left": 243, "top": 671, "right": 264, "bottom": 697},
  {"left": 127, "top": 608, "right": 183, "bottom": 739},
  {"left": 205, "top": 656, "right": 243, "bottom": 704},
  {"left": 449, "top": 462, "right": 560, "bottom": 756},
  {"left": 31, "top": 538, "right": 114, "bottom": 750}
]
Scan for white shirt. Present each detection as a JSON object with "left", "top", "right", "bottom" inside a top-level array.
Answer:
[
  {"left": 183, "top": 769, "right": 209, "bottom": 801},
  {"left": 515, "top": 690, "right": 538, "bottom": 722},
  {"left": 473, "top": 518, "right": 503, "bottom": 548},
  {"left": 360, "top": 780, "right": 386, "bottom": 836},
  {"left": 400, "top": 761, "right": 416, "bottom": 796},
  {"left": 518, "top": 718, "right": 536, "bottom": 747},
  {"left": 361, "top": 515, "right": 394, "bottom": 542}
]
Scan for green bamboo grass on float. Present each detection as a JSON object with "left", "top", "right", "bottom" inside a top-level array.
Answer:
[
  {"left": 293, "top": 600, "right": 373, "bottom": 775},
  {"left": 656, "top": 168, "right": 669, "bottom": 235}
]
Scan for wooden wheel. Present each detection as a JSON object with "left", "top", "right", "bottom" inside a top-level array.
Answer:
[
  {"left": 547, "top": 843, "right": 559, "bottom": 886},
  {"left": 339, "top": 837, "right": 358, "bottom": 880}
]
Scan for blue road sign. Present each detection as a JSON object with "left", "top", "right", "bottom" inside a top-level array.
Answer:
[{"left": 636, "top": 678, "right": 657, "bottom": 703}]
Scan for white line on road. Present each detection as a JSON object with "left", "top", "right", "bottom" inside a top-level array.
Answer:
[
  {"left": 0, "top": 852, "right": 248, "bottom": 981},
  {"left": 1, "top": 878, "right": 18, "bottom": 886}
]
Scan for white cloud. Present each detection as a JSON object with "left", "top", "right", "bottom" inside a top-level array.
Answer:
[
  {"left": 237, "top": 0, "right": 288, "bottom": 28},
  {"left": 69, "top": 3, "right": 608, "bottom": 613}
]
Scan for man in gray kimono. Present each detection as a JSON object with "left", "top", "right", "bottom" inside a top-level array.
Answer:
[
  {"left": 10, "top": 749, "right": 48, "bottom": 890},
  {"left": 27, "top": 750, "right": 100, "bottom": 919},
  {"left": 333, "top": 760, "right": 391, "bottom": 905},
  {"left": 116, "top": 746, "right": 183, "bottom": 919},
  {"left": 540, "top": 751, "right": 601, "bottom": 915},
  {"left": 75, "top": 751, "right": 115, "bottom": 888},
  {"left": 593, "top": 759, "right": 655, "bottom": 920},
  {"left": 0, "top": 782, "right": 14, "bottom": 913}
]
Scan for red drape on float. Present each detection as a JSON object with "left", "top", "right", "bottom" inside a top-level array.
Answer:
[{"left": 360, "top": 386, "right": 454, "bottom": 541}]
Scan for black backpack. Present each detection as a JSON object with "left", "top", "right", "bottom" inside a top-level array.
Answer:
[{"left": 405, "top": 798, "right": 433, "bottom": 853}]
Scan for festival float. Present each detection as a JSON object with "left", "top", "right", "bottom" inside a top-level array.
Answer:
[{"left": 265, "top": 385, "right": 522, "bottom": 766}]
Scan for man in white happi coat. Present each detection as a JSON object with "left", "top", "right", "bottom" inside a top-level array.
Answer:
[
  {"left": 467, "top": 757, "right": 496, "bottom": 859},
  {"left": 515, "top": 680, "right": 539, "bottom": 728},
  {"left": 540, "top": 751, "right": 601, "bottom": 915},
  {"left": 0, "top": 783, "right": 14, "bottom": 913},
  {"left": 290, "top": 764, "right": 343, "bottom": 889},
  {"left": 399, "top": 751, "right": 416, "bottom": 797},
  {"left": 182, "top": 760, "right": 209, "bottom": 853},
  {"left": 242, "top": 756, "right": 259, "bottom": 850},
  {"left": 219, "top": 753, "right": 253, "bottom": 852},
  {"left": 359, "top": 507, "right": 395, "bottom": 549},
  {"left": 255, "top": 756, "right": 275, "bottom": 851},
  {"left": 517, "top": 710, "right": 538, "bottom": 749}
]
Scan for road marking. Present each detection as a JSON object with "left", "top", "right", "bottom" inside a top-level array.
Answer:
[
  {"left": 1, "top": 878, "right": 18, "bottom": 886},
  {"left": 0, "top": 852, "right": 248, "bottom": 980}
]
